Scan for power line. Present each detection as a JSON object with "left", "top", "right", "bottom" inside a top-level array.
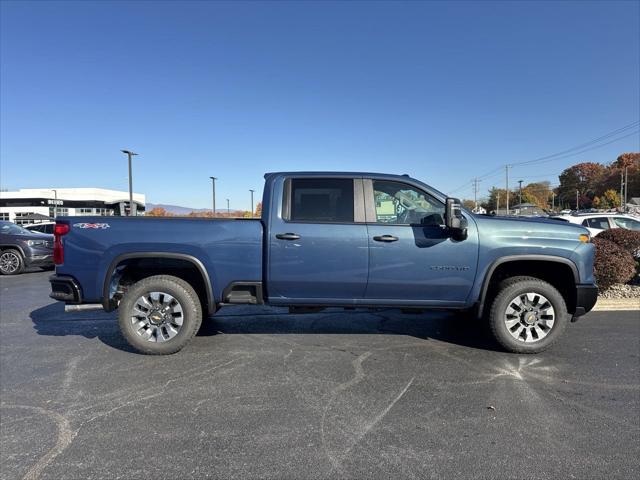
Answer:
[
  {"left": 446, "top": 121, "right": 638, "bottom": 195},
  {"left": 511, "top": 130, "right": 639, "bottom": 168},
  {"left": 511, "top": 121, "right": 639, "bottom": 167}
]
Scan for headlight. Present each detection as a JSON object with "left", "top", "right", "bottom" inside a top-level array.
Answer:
[{"left": 27, "top": 240, "right": 47, "bottom": 247}]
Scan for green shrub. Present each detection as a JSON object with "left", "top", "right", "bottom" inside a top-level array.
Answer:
[
  {"left": 592, "top": 237, "right": 636, "bottom": 290},
  {"left": 597, "top": 228, "right": 640, "bottom": 257}
]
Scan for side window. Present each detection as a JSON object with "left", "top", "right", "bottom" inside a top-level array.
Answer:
[
  {"left": 289, "top": 178, "right": 354, "bottom": 222},
  {"left": 613, "top": 217, "right": 640, "bottom": 231},
  {"left": 372, "top": 180, "right": 444, "bottom": 225},
  {"left": 583, "top": 218, "right": 610, "bottom": 230}
]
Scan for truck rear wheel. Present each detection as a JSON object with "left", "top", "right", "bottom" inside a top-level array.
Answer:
[
  {"left": 488, "top": 276, "right": 568, "bottom": 354},
  {"left": 118, "top": 275, "right": 202, "bottom": 355}
]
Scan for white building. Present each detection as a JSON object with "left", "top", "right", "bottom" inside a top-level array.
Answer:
[{"left": 0, "top": 188, "right": 146, "bottom": 224}]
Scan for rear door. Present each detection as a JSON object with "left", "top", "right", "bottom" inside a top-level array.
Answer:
[
  {"left": 267, "top": 176, "right": 369, "bottom": 302},
  {"left": 580, "top": 217, "right": 610, "bottom": 236}
]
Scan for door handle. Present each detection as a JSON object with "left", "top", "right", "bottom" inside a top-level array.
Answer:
[
  {"left": 276, "top": 233, "right": 301, "bottom": 240},
  {"left": 373, "top": 235, "right": 399, "bottom": 242}
]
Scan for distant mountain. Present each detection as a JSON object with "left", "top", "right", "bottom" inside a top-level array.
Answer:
[{"left": 146, "top": 203, "right": 211, "bottom": 215}]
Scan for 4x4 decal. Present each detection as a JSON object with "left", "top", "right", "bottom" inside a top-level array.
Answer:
[{"left": 72, "top": 223, "right": 110, "bottom": 229}]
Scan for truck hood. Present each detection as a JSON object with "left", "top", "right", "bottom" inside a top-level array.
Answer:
[{"left": 472, "top": 214, "right": 589, "bottom": 239}]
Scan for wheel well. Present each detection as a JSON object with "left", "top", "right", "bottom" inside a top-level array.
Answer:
[
  {"left": 482, "top": 260, "right": 577, "bottom": 316},
  {"left": 105, "top": 257, "right": 212, "bottom": 314},
  {"left": 0, "top": 246, "right": 23, "bottom": 256}
]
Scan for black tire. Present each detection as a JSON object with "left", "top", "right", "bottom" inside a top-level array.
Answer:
[
  {"left": 488, "top": 276, "right": 568, "bottom": 354},
  {"left": 0, "top": 249, "right": 25, "bottom": 275},
  {"left": 118, "top": 275, "right": 202, "bottom": 355}
]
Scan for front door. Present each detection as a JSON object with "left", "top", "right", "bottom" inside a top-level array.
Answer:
[
  {"left": 267, "top": 177, "right": 369, "bottom": 303},
  {"left": 364, "top": 179, "right": 478, "bottom": 305}
]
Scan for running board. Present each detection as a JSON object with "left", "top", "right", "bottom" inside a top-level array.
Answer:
[{"left": 65, "top": 304, "right": 104, "bottom": 312}]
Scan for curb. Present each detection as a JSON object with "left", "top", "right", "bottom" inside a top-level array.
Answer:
[{"left": 592, "top": 298, "right": 640, "bottom": 311}]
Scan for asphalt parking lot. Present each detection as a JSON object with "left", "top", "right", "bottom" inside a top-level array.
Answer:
[{"left": 1, "top": 270, "right": 639, "bottom": 479}]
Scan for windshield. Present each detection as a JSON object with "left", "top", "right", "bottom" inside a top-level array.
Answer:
[{"left": 0, "top": 221, "right": 33, "bottom": 235}]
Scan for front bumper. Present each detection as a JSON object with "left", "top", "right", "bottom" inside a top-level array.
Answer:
[
  {"left": 26, "top": 254, "right": 54, "bottom": 268},
  {"left": 49, "top": 275, "right": 82, "bottom": 303},
  {"left": 572, "top": 283, "right": 598, "bottom": 321}
]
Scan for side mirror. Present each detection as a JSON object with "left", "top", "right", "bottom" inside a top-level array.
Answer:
[{"left": 445, "top": 197, "right": 468, "bottom": 240}]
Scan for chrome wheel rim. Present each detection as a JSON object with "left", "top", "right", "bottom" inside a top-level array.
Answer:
[
  {"left": 504, "top": 292, "right": 555, "bottom": 343},
  {"left": 130, "top": 291, "right": 184, "bottom": 342},
  {"left": 0, "top": 252, "right": 20, "bottom": 273}
]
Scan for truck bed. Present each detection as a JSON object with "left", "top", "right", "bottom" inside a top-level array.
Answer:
[{"left": 55, "top": 216, "right": 263, "bottom": 304}]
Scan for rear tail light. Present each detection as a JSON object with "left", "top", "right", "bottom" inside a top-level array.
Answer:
[{"left": 53, "top": 223, "right": 70, "bottom": 265}]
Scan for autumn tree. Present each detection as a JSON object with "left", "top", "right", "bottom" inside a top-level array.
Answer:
[
  {"left": 146, "top": 207, "right": 168, "bottom": 216},
  {"left": 602, "top": 189, "right": 621, "bottom": 208},
  {"left": 515, "top": 182, "right": 553, "bottom": 208},
  {"left": 462, "top": 199, "right": 476, "bottom": 210},
  {"left": 557, "top": 162, "right": 607, "bottom": 209},
  {"left": 483, "top": 187, "right": 518, "bottom": 211}
]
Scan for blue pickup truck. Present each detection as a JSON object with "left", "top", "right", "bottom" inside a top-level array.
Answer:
[{"left": 49, "top": 172, "right": 598, "bottom": 355}]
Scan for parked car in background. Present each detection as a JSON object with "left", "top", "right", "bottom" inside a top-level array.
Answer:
[
  {"left": 560, "top": 213, "right": 640, "bottom": 236},
  {"left": 0, "top": 221, "right": 54, "bottom": 275},
  {"left": 25, "top": 222, "right": 55, "bottom": 235}
]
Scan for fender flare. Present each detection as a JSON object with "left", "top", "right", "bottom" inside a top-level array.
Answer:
[
  {"left": 0, "top": 244, "right": 26, "bottom": 257},
  {"left": 476, "top": 255, "right": 579, "bottom": 318},
  {"left": 102, "top": 252, "right": 215, "bottom": 314}
]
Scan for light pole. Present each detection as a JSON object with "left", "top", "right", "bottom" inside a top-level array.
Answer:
[
  {"left": 505, "top": 165, "right": 510, "bottom": 215},
  {"left": 121, "top": 150, "right": 138, "bottom": 216},
  {"left": 226, "top": 198, "right": 230, "bottom": 216},
  {"left": 210, "top": 177, "right": 217, "bottom": 217},
  {"left": 52, "top": 189, "right": 58, "bottom": 219},
  {"left": 552, "top": 192, "right": 556, "bottom": 211},
  {"left": 249, "top": 189, "right": 255, "bottom": 217},
  {"left": 576, "top": 190, "right": 580, "bottom": 210}
]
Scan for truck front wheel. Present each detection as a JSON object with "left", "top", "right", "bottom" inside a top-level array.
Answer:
[
  {"left": 488, "top": 276, "right": 568, "bottom": 354},
  {"left": 118, "top": 275, "right": 202, "bottom": 355}
]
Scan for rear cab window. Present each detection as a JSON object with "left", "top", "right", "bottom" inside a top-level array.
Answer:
[{"left": 286, "top": 178, "right": 355, "bottom": 223}]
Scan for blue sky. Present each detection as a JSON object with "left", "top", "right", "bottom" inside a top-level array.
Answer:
[{"left": 1, "top": 0, "right": 638, "bottom": 209}]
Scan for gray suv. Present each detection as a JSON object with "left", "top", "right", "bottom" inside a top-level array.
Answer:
[{"left": 0, "top": 221, "right": 54, "bottom": 275}]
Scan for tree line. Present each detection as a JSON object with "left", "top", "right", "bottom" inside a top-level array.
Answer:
[
  {"left": 146, "top": 202, "right": 263, "bottom": 218},
  {"left": 467, "top": 152, "right": 639, "bottom": 212}
]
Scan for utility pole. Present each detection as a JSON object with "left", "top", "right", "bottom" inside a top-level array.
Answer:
[
  {"left": 576, "top": 190, "right": 580, "bottom": 210},
  {"left": 518, "top": 180, "right": 523, "bottom": 209},
  {"left": 472, "top": 178, "right": 480, "bottom": 210},
  {"left": 209, "top": 177, "right": 217, "bottom": 217},
  {"left": 552, "top": 192, "right": 556, "bottom": 211},
  {"left": 620, "top": 170, "right": 624, "bottom": 211},
  {"left": 249, "top": 189, "right": 255, "bottom": 217},
  {"left": 624, "top": 166, "right": 628, "bottom": 212},
  {"left": 121, "top": 150, "right": 138, "bottom": 216},
  {"left": 505, "top": 165, "right": 510, "bottom": 215},
  {"left": 226, "top": 198, "right": 230, "bottom": 216},
  {"left": 496, "top": 193, "right": 500, "bottom": 215}
]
